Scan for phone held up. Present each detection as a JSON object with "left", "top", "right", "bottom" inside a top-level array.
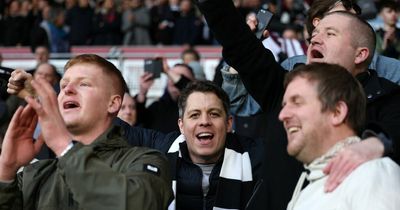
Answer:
[
  {"left": 255, "top": 9, "right": 274, "bottom": 40},
  {"left": 144, "top": 58, "right": 163, "bottom": 79}
]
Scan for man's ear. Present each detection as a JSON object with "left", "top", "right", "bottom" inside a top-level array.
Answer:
[
  {"left": 331, "top": 101, "right": 348, "bottom": 126},
  {"left": 312, "top": 17, "right": 321, "bottom": 27},
  {"left": 108, "top": 94, "right": 122, "bottom": 114},
  {"left": 178, "top": 118, "right": 184, "bottom": 134},
  {"left": 354, "top": 47, "right": 369, "bottom": 65},
  {"left": 226, "top": 115, "right": 233, "bottom": 133}
]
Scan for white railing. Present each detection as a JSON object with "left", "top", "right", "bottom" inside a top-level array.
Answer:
[{"left": 1, "top": 46, "right": 222, "bottom": 99}]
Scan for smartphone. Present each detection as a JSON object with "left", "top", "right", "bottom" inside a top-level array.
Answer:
[
  {"left": 255, "top": 9, "right": 273, "bottom": 39},
  {"left": 144, "top": 58, "right": 163, "bottom": 78}
]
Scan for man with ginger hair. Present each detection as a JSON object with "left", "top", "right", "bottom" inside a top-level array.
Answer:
[{"left": 0, "top": 54, "right": 172, "bottom": 209}]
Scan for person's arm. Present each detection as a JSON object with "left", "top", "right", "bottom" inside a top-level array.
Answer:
[
  {"left": 56, "top": 141, "right": 173, "bottom": 210},
  {"left": 113, "top": 117, "right": 180, "bottom": 153},
  {"left": 0, "top": 178, "right": 22, "bottom": 209},
  {"left": 221, "top": 66, "right": 261, "bottom": 116},
  {"left": 374, "top": 55, "right": 400, "bottom": 85},
  {"left": 196, "top": 0, "right": 287, "bottom": 110}
]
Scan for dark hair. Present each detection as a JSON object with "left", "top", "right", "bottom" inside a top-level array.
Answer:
[
  {"left": 325, "top": 11, "right": 376, "bottom": 67},
  {"left": 306, "top": 0, "right": 361, "bottom": 35},
  {"left": 378, "top": 0, "right": 399, "bottom": 12},
  {"left": 64, "top": 54, "right": 128, "bottom": 98},
  {"left": 181, "top": 48, "right": 201, "bottom": 61},
  {"left": 173, "top": 63, "right": 195, "bottom": 78},
  {"left": 284, "top": 63, "right": 366, "bottom": 134},
  {"left": 178, "top": 80, "right": 230, "bottom": 118}
]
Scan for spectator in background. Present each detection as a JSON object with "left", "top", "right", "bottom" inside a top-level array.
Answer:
[
  {"left": 121, "top": 0, "right": 152, "bottom": 45},
  {"left": 30, "top": 0, "right": 51, "bottom": 50},
  {"left": 181, "top": 48, "right": 206, "bottom": 80},
  {"left": 172, "top": 0, "right": 202, "bottom": 45},
  {"left": 136, "top": 60, "right": 195, "bottom": 133},
  {"left": 2, "top": 0, "right": 27, "bottom": 46},
  {"left": 92, "top": 0, "right": 122, "bottom": 45},
  {"left": 117, "top": 92, "right": 138, "bottom": 126},
  {"left": 34, "top": 45, "right": 50, "bottom": 65},
  {"left": 281, "top": 0, "right": 400, "bottom": 85},
  {"left": 65, "top": 0, "right": 94, "bottom": 45},
  {"left": 44, "top": 5, "right": 70, "bottom": 52},
  {"left": 149, "top": 0, "right": 177, "bottom": 45},
  {"left": 375, "top": 1, "right": 400, "bottom": 59}
]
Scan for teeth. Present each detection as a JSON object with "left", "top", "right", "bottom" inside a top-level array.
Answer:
[
  {"left": 288, "top": 127, "right": 300, "bottom": 133},
  {"left": 198, "top": 133, "right": 212, "bottom": 137}
]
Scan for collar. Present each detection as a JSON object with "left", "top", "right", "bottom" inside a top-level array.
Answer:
[
  {"left": 288, "top": 136, "right": 361, "bottom": 210},
  {"left": 305, "top": 136, "right": 361, "bottom": 183}
]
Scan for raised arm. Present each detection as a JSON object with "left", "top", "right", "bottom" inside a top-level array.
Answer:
[{"left": 196, "top": 0, "right": 287, "bottom": 109}]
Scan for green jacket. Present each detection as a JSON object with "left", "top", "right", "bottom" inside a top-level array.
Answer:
[{"left": 0, "top": 125, "right": 173, "bottom": 210}]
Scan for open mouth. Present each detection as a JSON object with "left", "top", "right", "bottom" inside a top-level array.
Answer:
[
  {"left": 196, "top": 132, "right": 214, "bottom": 141},
  {"left": 288, "top": 127, "right": 300, "bottom": 134},
  {"left": 63, "top": 101, "right": 80, "bottom": 109},
  {"left": 311, "top": 49, "right": 324, "bottom": 59}
]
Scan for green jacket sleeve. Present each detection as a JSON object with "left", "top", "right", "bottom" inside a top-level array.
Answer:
[
  {"left": 57, "top": 143, "right": 173, "bottom": 210},
  {"left": 0, "top": 178, "right": 22, "bottom": 210}
]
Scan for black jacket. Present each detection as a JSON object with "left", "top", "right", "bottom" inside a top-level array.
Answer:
[
  {"left": 115, "top": 118, "right": 264, "bottom": 209},
  {"left": 196, "top": 0, "right": 400, "bottom": 209}
]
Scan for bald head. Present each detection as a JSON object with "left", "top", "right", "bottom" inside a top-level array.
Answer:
[{"left": 324, "top": 11, "right": 376, "bottom": 67}]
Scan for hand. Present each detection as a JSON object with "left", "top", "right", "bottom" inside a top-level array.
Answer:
[
  {"left": 323, "top": 137, "right": 383, "bottom": 192},
  {"left": 26, "top": 78, "right": 72, "bottom": 157},
  {"left": 246, "top": 12, "right": 270, "bottom": 38},
  {"left": 137, "top": 72, "right": 154, "bottom": 103},
  {"left": 0, "top": 105, "right": 43, "bottom": 181},
  {"left": 162, "top": 58, "right": 182, "bottom": 83},
  {"left": 7, "top": 69, "right": 35, "bottom": 98}
]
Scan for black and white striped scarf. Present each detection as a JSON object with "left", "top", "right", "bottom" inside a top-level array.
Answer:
[{"left": 167, "top": 134, "right": 254, "bottom": 210}]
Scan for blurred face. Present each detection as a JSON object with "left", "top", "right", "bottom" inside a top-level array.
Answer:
[
  {"left": 58, "top": 64, "right": 118, "bottom": 135},
  {"left": 9, "top": 1, "right": 20, "bottom": 16},
  {"left": 180, "top": 0, "right": 191, "bottom": 13},
  {"left": 182, "top": 53, "right": 197, "bottom": 64},
  {"left": 118, "top": 93, "right": 137, "bottom": 126},
  {"left": 283, "top": 29, "right": 297, "bottom": 39},
  {"left": 380, "top": 7, "right": 398, "bottom": 27},
  {"left": 35, "top": 46, "right": 50, "bottom": 63},
  {"left": 34, "top": 63, "right": 57, "bottom": 85},
  {"left": 307, "top": 14, "right": 358, "bottom": 74},
  {"left": 279, "top": 77, "right": 331, "bottom": 164},
  {"left": 178, "top": 92, "right": 232, "bottom": 164}
]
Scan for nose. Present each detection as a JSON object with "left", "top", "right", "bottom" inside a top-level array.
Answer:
[
  {"left": 63, "top": 83, "right": 76, "bottom": 95},
  {"left": 278, "top": 105, "right": 291, "bottom": 123},
  {"left": 310, "top": 34, "right": 322, "bottom": 46},
  {"left": 199, "top": 114, "right": 211, "bottom": 126}
]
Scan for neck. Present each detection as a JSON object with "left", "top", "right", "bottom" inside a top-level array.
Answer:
[
  {"left": 70, "top": 120, "right": 113, "bottom": 145},
  {"left": 311, "top": 128, "right": 358, "bottom": 164}
]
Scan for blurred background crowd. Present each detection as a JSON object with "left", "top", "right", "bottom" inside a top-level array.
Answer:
[{"left": 0, "top": 0, "right": 399, "bottom": 59}]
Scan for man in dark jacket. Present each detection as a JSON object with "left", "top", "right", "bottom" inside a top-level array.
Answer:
[
  {"left": 116, "top": 80, "right": 264, "bottom": 210},
  {"left": 0, "top": 54, "right": 172, "bottom": 209},
  {"left": 196, "top": 0, "right": 400, "bottom": 209}
]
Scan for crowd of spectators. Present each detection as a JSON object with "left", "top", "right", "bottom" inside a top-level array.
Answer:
[{"left": 1, "top": 0, "right": 399, "bottom": 59}]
